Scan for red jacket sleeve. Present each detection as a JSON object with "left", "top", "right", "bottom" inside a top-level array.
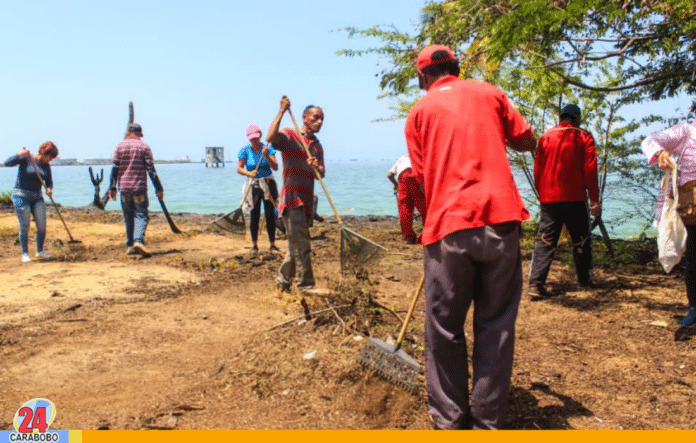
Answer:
[{"left": 583, "top": 132, "right": 600, "bottom": 202}]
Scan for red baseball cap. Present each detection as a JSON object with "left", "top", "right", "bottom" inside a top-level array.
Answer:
[
  {"left": 245, "top": 123, "right": 262, "bottom": 140},
  {"left": 416, "top": 44, "right": 457, "bottom": 72}
]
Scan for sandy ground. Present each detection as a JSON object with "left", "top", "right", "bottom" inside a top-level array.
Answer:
[{"left": 0, "top": 206, "right": 695, "bottom": 430}]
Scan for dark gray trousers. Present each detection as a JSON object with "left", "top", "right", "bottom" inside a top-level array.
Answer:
[
  {"left": 276, "top": 207, "right": 315, "bottom": 290},
  {"left": 528, "top": 201, "right": 592, "bottom": 287},
  {"left": 423, "top": 222, "right": 522, "bottom": 430}
]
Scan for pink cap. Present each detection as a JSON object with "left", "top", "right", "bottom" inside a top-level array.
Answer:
[{"left": 245, "top": 123, "right": 262, "bottom": 140}]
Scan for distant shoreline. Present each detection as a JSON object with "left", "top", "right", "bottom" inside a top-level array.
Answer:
[{"left": 45, "top": 159, "right": 198, "bottom": 167}]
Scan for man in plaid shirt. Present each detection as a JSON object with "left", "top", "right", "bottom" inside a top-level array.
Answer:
[{"left": 109, "top": 123, "right": 163, "bottom": 257}]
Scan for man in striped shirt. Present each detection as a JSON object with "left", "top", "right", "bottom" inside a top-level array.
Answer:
[
  {"left": 267, "top": 96, "right": 325, "bottom": 294},
  {"left": 109, "top": 123, "right": 163, "bottom": 258}
]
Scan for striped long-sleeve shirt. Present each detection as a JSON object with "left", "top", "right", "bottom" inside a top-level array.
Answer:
[
  {"left": 275, "top": 128, "right": 324, "bottom": 217},
  {"left": 110, "top": 135, "right": 163, "bottom": 194}
]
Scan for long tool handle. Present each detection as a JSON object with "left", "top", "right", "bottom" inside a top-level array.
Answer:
[
  {"left": 287, "top": 108, "right": 342, "bottom": 224},
  {"left": 394, "top": 273, "right": 425, "bottom": 353},
  {"left": 240, "top": 150, "right": 265, "bottom": 205},
  {"left": 26, "top": 150, "right": 77, "bottom": 242},
  {"left": 157, "top": 197, "right": 182, "bottom": 234}
]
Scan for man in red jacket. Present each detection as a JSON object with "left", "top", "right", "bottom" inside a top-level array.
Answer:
[{"left": 529, "top": 104, "right": 601, "bottom": 297}]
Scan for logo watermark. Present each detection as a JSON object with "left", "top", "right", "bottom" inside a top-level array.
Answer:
[{"left": 1, "top": 399, "right": 69, "bottom": 443}]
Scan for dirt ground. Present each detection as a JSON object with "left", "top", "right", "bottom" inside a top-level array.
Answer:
[{"left": 0, "top": 205, "right": 695, "bottom": 430}]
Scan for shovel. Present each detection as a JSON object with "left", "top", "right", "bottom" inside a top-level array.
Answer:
[
  {"left": 286, "top": 107, "right": 387, "bottom": 273},
  {"left": 358, "top": 273, "right": 424, "bottom": 392},
  {"left": 26, "top": 149, "right": 81, "bottom": 244}
]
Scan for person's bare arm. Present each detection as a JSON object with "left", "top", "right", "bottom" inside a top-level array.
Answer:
[
  {"left": 387, "top": 171, "right": 398, "bottom": 192},
  {"left": 237, "top": 158, "right": 257, "bottom": 177},
  {"left": 266, "top": 96, "right": 290, "bottom": 146},
  {"left": 263, "top": 146, "right": 279, "bottom": 171}
]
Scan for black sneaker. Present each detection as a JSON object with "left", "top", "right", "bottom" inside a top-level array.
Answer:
[{"left": 528, "top": 284, "right": 554, "bottom": 298}]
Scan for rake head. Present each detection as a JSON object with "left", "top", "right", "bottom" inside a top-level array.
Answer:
[
  {"left": 340, "top": 225, "right": 387, "bottom": 274},
  {"left": 358, "top": 337, "right": 420, "bottom": 393},
  {"left": 208, "top": 209, "right": 246, "bottom": 234}
]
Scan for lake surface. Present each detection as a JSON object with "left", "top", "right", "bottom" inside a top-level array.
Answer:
[{"left": 0, "top": 159, "right": 656, "bottom": 239}]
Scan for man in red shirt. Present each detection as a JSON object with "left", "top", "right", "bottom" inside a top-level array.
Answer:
[
  {"left": 387, "top": 155, "right": 426, "bottom": 244},
  {"left": 405, "top": 45, "right": 536, "bottom": 430},
  {"left": 528, "top": 104, "right": 601, "bottom": 297}
]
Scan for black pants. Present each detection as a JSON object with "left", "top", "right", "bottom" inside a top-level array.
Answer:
[
  {"left": 528, "top": 201, "right": 592, "bottom": 287},
  {"left": 249, "top": 180, "right": 278, "bottom": 243},
  {"left": 685, "top": 225, "right": 696, "bottom": 308}
]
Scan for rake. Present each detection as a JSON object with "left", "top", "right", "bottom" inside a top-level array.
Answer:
[
  {"left": 27, "top": 150, "right": 81, "bottom": 244},
  {"left": 209, "top": 156, "right": 264, "bottom": 234},
  {"left": 287, "top": 107, "right": 387, "bottom": 273},
  {"left": 358, "top": 273, "right": 424, "bottom": 393}
]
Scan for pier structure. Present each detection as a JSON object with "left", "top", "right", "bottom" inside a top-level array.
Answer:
[{"left": 205, "top": 147, "right": 225, "bottom": 167}]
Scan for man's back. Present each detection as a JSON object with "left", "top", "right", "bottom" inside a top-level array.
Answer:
[
  {"left": 406, "top": 75, "right": 532, "bottom": 245},
  {"left": 534, "top": 122, "right": 598, "bottom": 204},
  {"left": 113, "top": 135, "right": 153, "bottom": 194}
]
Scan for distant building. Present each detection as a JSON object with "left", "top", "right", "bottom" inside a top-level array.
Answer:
[
  {"left": 205, "top": 147, "right": 224, "bottom": 167},
  {"left": 82, "top": 158, "right": 112, "bottom": 165},
  {"left": 52, "top": 158, "right": 78, "bottom": 166}
]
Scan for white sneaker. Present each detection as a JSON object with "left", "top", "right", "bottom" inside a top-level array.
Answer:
[
  {"left": 132, "top": 242, "right": 151, "bottom": 258},
  {"left": 21, "top": 253, "right": 32, "bottom": 263},
  {"left": 36, "top": 251, "right": 52, "bottom": 260}
]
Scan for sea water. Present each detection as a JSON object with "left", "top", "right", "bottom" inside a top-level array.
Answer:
[{"left": 0, "top": 159, "right": 656, "bottom": 239}]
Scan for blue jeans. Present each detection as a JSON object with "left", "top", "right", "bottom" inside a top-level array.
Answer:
[
  {"left": 120, "top": 193, "right": 149, "bottom": 246},
  {"left": 12, "top": 189, "right": 47, "bottom": 254}
]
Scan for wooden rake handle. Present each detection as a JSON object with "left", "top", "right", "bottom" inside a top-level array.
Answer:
[
  {"left": 240, "top": 148, "right": 265, "bottom": 205},
  {"left": 394, "top": 273, "right": 425, "bottom": 353},
  {"left": 287, "top": 107, "right": 342, "bottom": 224},
  {"left": 26, "top": 149, "right": 76, "bottom": 242}
]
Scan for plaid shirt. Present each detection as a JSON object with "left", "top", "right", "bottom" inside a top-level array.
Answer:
[{"left": 111, "top": 135, "right": 162, "bottom": 194}]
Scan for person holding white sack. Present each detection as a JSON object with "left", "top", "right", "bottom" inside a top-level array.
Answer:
[{"left": 642, "top": 119, "right": 696, "bottom": 327}]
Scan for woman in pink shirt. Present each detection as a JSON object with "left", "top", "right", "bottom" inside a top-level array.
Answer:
[{"left": 643, "top": 120, "right": 696, "bottom": 326}]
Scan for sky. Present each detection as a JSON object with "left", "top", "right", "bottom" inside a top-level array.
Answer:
[{"left": 0, "top": 0, "right": 427, "bottom": 162}]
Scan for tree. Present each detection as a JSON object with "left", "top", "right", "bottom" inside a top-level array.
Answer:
[
  {"left": 343, "top": 0, "right": 696, "bottom": 109},
  {"left": 339, "top": 0, "right": 695, "bottom": 236}
]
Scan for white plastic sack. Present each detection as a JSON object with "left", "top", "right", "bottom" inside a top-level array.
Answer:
[{"left": 658, "top": 167, "right": 687, "bottom": 273}]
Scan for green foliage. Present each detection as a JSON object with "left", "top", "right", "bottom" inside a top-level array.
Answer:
[
  {"left": 339, "top": 0, "right": 696, "bottom": 236},
  {"left": 418, "top": 0, "right": 696, "bottom": 108},
  {"left": 0, "top": 191, "right": 11, "bottom": 207}
]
